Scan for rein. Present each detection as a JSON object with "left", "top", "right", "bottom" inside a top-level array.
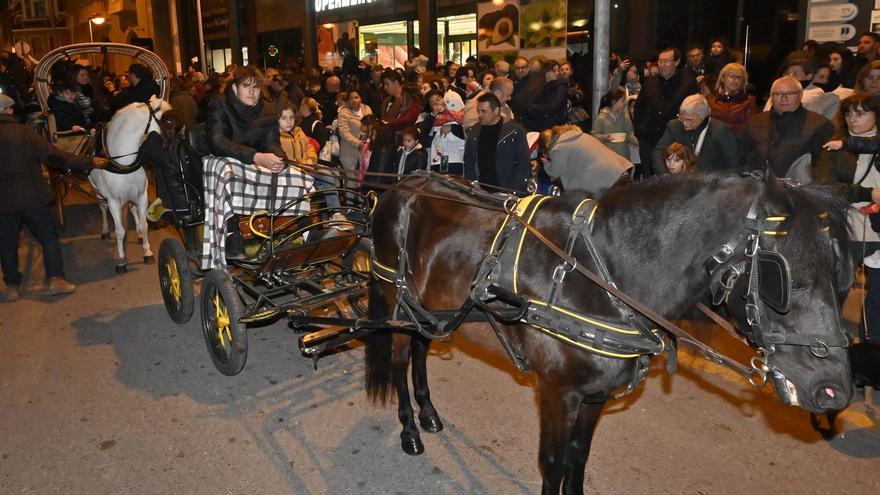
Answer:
[
  {"left": 280, "top": 162, "right": 828, "bottom": 387},
  {"left": 102, "top": 101, "right": 162, "bottom": 172}
]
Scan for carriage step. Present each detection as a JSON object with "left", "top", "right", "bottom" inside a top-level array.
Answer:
[{"left": 299, "top": 325, "right": 373, "bottom": 357}]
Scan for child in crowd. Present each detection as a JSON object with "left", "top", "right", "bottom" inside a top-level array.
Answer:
[
  {"left": 417, "top": 90, "right": 466, "bottom": 176},
  {"left": 663, "top": 142, "right": 699, "bottom": 175},
  {"left": 395, "top": 126, "right": 427, "bottom": 175},
  {"left": 591, "top": 88, "right": 637, "bottom": 161},
  {"left": 278, "top": 103, "right": 348, "bottom": 227}
]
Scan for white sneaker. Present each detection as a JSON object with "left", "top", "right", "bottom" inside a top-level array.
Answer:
[
  {"left": 330, "top": 212, "right": 353, "bottom": 231},
  {"left": 865, "top": 250, "right": 880, "bottom": 269}
]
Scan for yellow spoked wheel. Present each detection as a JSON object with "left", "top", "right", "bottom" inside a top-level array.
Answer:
[
  {"left": 342, "top": 238, "right": 372, "bottom": 317},
  {"left": 200, "top": 270, "right": 248, "bottom": 376},
  {"left": 158, "top": 239, "right": 194, "bottom": 323}
]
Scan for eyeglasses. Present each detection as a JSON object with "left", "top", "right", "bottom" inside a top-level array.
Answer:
[
  {"left": 770, "top": 91, "right": 801, "bottom": 98},
  {"left": 864, "top": 75, "right": 880, "bottom": 82},
  {"left": 514, "top": 65, "right": 528, "bottom": 71}
]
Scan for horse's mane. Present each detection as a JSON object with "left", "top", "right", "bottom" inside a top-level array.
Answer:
[{"left": 592, "top": 173, "right": 851, "bottom": 267}]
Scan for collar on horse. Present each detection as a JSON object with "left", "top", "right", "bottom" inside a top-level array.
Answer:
[{"left": 101, "top": 100, "right": 162, "bottom": 174}]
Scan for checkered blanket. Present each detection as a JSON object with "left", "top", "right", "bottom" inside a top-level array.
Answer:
[{"left": 201, "top": 155, "right": 314, "bottom": 270}]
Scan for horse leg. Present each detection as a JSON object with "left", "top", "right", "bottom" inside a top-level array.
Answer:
[
  {"left": 410, "top": 335, "right": 443, "bottom": 433},
  {"left": 133, "top": 187, "right": 154, "bottom": 263},
  {"left": 108, "top": 199, "right": 128, "bottom": 273},
  {"left": 98, "top": 195, "right": 111, "bottom": 240},
  {"left": 538, "top": 385, "right": 584, "bottom": 495},
  {"left": 561, "top": 399, "right": 606, "bottom": 495},
  {"left": 392, "top": 332, "right": 424, "bottom": 455}
]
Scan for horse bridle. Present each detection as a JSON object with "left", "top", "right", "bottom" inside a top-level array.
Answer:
[
  {"left": 102, "top": 101, "right": 162, "bottom": 171},
  {"left": 704, "top": 188, "right": 851, "bottom": 384}
]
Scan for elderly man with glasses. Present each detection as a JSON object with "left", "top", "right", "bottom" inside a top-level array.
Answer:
[
  {"left": 651, "top": 94, "right": 739, "bottom": 175},
  {"left": 740, "top": 76, "right": 835, "bottom": 179}
]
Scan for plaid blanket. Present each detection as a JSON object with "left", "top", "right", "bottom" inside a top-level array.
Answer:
[{"left": 201, "top": 155, "right": 314, "bottom": 270}]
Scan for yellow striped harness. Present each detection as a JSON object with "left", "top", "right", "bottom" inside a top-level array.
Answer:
[{"left": 471, "top": 195, "right": 664, "bottom": 361}]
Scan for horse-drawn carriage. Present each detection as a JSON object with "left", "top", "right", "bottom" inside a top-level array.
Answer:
[{"left": 31, "top": 43, "right": 377, "bottom": 375}]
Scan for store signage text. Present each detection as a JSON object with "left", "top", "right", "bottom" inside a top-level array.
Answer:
[{"left": 315, "top": 0, "right": 375, "bottom": 12}]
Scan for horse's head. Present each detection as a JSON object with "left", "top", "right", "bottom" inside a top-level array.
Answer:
[
  {"left": 718, "top": 172, "right": 854, "bottom": 413},
  {"left": 105, "top": 96, "right": 173, "bottom": 168}
]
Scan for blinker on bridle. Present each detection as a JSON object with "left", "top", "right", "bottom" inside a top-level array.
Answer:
[{"left": 705, "top": 195, "right": 850, "bottom": 386}]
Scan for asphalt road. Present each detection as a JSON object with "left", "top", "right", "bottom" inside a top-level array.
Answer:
[{"left": 1, "top": 193, "right": 879, "bottom": 494}]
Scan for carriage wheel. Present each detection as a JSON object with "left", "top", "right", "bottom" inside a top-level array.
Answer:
[
  {"left": 342, "top": 238, "right": 372, "bottom": 317},
  {"left": 200, "top": 270, "right": 248, "bottom": 376},
  {"left": 158, "top": 238, "right": 194, "bottom": 324}
]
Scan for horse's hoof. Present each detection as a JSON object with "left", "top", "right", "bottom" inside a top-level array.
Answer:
[
  {"left": 401, "top": 434, "right": 424, "bottom": 456},
  {"left": 143, "top": 255, "right": 155, "bottom": 265},
  {"left": 101, "top": 233, "right": 112, "bottom": 241},
  {"left": 419, "top": 415, "right": 444, "bottom": 433},
  {"left": 114, "top": 264, "right": 128, "bottom": 273}
]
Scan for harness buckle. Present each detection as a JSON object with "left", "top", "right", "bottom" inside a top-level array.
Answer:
[
  {"left": 809, "top": 338, "right": 831, "bottom": 358},
  {"left": 745, "top": 234, "right": 760, "bottom": 258},
  {"left": 712, "top": 243, "right": 735, "bottom": 265},
  {"left": 745, "top": 302, "right": 761, "bottom": 326},
  {"left": 748, "top": 348, "right": 773, "bottom": 387},
  {"left": 503, "top": 195, "right": 519, "bottom": 215}
]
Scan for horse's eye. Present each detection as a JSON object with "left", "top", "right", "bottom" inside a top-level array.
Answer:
[{"left": 791, "top": 282, "right": 807, "bottom": 291}]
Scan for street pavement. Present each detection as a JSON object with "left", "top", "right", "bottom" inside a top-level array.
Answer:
[{"left": 1, "top": 190, "right": 879, "bottom": 494}]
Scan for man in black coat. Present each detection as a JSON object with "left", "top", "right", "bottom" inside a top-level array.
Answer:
[
  {"left": 112, "top": 63, "right": 160, "bottom": 112},
  {"left": 740, "top": 76, "right": 836, "bottom": 178},
  {"left": 633, "top": 47, "right": 699, "bottom": 178},
  {"left": 0, "top": 95, "right": 108, "bottom": 300},
  {"left": 652, "top": 94, "right": 739, "bottom": 174}
]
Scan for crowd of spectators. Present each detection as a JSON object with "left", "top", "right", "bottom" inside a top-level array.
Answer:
[{"left": 7, "top": 33, "right": 880, "bottom": 344}]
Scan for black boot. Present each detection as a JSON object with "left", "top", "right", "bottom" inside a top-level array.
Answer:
[{"left": 225, "top": 215, "right": 245, "bottom": 260}]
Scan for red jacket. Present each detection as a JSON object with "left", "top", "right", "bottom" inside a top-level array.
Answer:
[{"left": 707, "top": 90, "right": 758, "bottom": 135}]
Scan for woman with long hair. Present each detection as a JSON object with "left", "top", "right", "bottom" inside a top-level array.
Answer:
[{"left": 816, "top": 92, "right": 880, "bottom": 341}]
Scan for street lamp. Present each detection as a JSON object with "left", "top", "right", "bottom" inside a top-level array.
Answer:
[{"left": 88, "top": 14, "right": 106, "bottom": 43}]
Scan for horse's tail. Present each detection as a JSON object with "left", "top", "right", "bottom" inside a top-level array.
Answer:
[{"left": 364, "top": 277, "right": 394, "bottom": 405}]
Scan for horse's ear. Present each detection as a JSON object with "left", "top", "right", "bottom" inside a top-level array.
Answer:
[{"left": 763, "top": 168, "right": 795, "bottom": 213}]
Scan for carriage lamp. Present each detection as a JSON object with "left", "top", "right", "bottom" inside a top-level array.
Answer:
[{"left": 88, "top": 14, "right": 106, "bottom": 43}]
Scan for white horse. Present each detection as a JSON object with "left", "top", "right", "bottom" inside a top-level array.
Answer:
[{"left": 90, "top": 96, "right": 172, "bottom": 272}]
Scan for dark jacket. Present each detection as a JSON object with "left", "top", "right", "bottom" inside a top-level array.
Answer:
[
  {"left": 463, "top": 119, "right": 531, "bottom": 191},
  {"left": 315, "top": 89, "right": 339, "bottom": 125},
  {"left": 301, "top": 113, "right": 329, "bottom": 151},
  {"left": 112, "top": 78, "right": 160, "bottom": 112},
  {"left": 509, "top": 73, "right": 532, "bottom": 120},
  {"left": 814, "top": 142, "right": 878, "bottom": 204},
  {"left": 206, "top": 86, "right": 284, "bottom": 163},
  {"left": 395, "top": 144, "right": 428, "bottom": 175},
  {"left": 652, "top": 118, "right": 740, "bottom": 175},
  {"left": 49, "top": 95, "right": 88, "bottom": 132},
  {"left": 633, "top": 70, "right": 699, "bottom": 144},
  {"left": 0, "top": 114, "right": 92, "bottom": 213},
  {"left": 740, "top": 106, "right": 836, "bottom": 177},
  {"left": 522, "top": 79, "right": 569, "bottom": 132}
]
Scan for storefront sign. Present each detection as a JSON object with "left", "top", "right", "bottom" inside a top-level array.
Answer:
[{"left": 315, "top": 0, "right": 375, "bottom": 12}]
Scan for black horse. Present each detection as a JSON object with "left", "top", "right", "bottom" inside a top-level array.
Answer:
[{"left": 364, "top": 172, "right": 855, "bottom": 494}]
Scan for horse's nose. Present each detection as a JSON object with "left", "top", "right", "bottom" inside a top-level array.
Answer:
[{"left": 812, "top": 383, "right": 852, "bottom": 412}]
